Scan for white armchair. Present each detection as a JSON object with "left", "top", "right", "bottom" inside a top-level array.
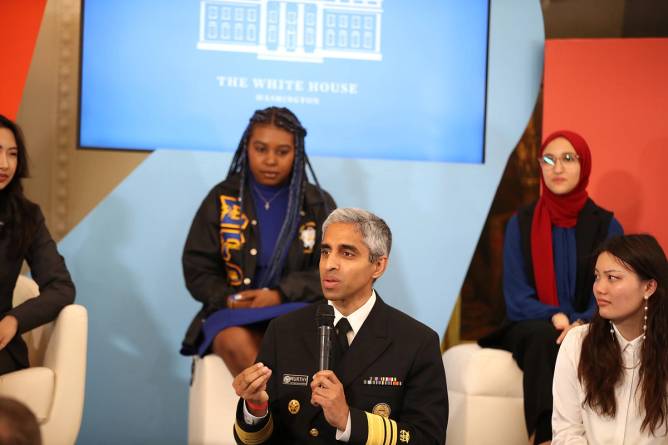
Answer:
[
  {"left": 443, "top": 343, "right": 528, "bottom": 445},
  {"left": 0, "top": 275, "right": 88, "bottom": 445},
  {"left": 188, "top": 354, "right": 239, "bottom": 445}
]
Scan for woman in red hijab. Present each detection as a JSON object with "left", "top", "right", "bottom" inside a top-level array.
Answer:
[{"left": 479, "top": 130, "right": 623, "bottom": 445}]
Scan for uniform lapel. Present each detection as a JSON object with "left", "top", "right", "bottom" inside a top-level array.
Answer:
[
  {"left": 297, "top": 310, "right": 327, "bottom": 427},
  {"left": 336, "top": 296, "right": 391, "bottom": 388},
  {"left": 299, "top": 297, "right": 392, "bottom": 427},
  {"left": 301, "top": 316, "right": 319, "bottom": 367}
]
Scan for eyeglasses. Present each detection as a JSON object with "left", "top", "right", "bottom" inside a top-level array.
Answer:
[{"left": 538, "top": 152, "right": 579, "bottom": 168}]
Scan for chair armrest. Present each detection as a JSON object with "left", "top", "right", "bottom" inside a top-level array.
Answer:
[
  {"left": 41, "top": 304, "right": 88, "bottom": 444},
  {"left": 189, "top": 355, "right": 239, "bottom": 445},
  {"left": 443, "top": 343, "right": 523, "bottom": 397},
  {"left": 0, "top": 367, "right": 55, "bottom": 422}
]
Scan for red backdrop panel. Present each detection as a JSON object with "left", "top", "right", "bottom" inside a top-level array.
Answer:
[
  {"left": 0, "top": 0, "right": 47, "bottom": 119},
  {"left": 544, "top": 38, "right": 668, "bottom": 250}
]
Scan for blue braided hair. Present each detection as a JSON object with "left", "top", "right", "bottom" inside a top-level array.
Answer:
[{"left": 226, "top": 107, "right": 331, "bottom": 288}]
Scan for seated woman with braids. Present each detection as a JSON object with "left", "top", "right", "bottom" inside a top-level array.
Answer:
[
  {"left": 479, "top": 131, "right": 623, "bottom": 445},
  {"left": 181, "top": 107, "right": 335, "bottom": 376},
  {"left": 553, "top": 234, "right": 668, "bottom": 444}
]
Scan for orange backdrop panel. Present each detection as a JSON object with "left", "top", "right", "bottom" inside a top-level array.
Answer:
[
  {"left": 0, "top": 0, "right": 47, "bottom": 119},
  {"left": 543, "top": 38, "right": 668, "bottom": 250}
]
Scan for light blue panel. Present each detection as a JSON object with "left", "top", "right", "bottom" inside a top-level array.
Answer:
[
  {"left": 60, "top": 0, "right": 543, "bottom": 442},
  {"left": 58, "top": 151, "right": 232, "bottom": 444}
]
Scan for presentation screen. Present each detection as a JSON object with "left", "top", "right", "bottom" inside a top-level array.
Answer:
[{"left": 79, "top": 0, "right": 490, "bottom": 163}]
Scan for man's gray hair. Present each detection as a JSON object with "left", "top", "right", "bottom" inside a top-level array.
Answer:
[{"left": 322, "top": 208, "right": 392, "bottom": 262}]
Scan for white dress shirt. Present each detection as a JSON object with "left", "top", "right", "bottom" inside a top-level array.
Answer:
[
  {"left": 328, "top": 290, "right": 376, "bottom": 442},
  {"left": 243, "top": 290, "right": 378, "bottom": 443},
  {"left": 330, "top": 290, "right": 376, "bottom": 350},
  {"left": 552, "top": 324, "right": 668, "bottom": 444}
]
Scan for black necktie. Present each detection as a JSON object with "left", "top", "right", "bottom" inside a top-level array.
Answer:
[{"left": 335, "top": 318, "right": 352, "bottom": 361}]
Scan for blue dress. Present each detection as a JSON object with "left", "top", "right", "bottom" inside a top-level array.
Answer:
[{"left": 198, "top": 178, "right": 304, "bottom": 356}]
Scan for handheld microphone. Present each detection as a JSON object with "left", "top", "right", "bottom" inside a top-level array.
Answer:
[{"left": 316, "top": 304, "right": 335, "bottom": 371}]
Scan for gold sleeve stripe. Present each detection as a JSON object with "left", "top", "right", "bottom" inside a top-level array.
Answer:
[
  {"left": 390, "top": 418, "right": 397, "bottom": 445},
  {"left": 234, "top": 414, "right": 274, "bottom": 445},
  {"left": 365, "top": 412, "right": 398, "bottom": 445},
  {"left": 382, "top": 417, "right": 391, "bottom": 445},
  {"left": 365, "top": 412, "right": 384, "bottom": 445}
]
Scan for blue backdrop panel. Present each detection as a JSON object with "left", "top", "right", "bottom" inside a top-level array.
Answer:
[{"left": 60, "top": 0, "right": 543, "bottom": 442}]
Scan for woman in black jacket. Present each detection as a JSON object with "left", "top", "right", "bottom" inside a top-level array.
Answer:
[
  {"left": 0, "top": 115, "right": 75, "bottom": 374},
  {"left": 182, "top": 107, "right": 335, "bottom": 375}
]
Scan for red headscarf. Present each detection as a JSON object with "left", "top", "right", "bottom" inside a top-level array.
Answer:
[{"left": 531, "top": 130, "right": 592, "bottom": 306}]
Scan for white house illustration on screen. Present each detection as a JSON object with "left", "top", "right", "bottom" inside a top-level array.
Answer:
[{"left": 197, "top": 0, "right": 383, "bottom": 63}]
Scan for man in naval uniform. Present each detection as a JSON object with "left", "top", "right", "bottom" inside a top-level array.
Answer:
[{"left": 232, "top": 208, "right": 448, "bottom": 444}]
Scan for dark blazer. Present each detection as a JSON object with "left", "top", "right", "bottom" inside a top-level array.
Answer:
[
  {"left": 479, "top": 198, "right": 617, "bottom": 348},
  {"left": 0, "top": 201, "right": 75, "bottom": 370},
  {"left": 234, "top": 295, "right": 448, "bottom": 445},
  {"left": 517, "top": 198, "right": 614, "bottom": 313},
  {"left": 181, "top": 175, "right": 336, "bottom": 354}
]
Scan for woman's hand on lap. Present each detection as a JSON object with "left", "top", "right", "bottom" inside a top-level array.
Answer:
[
  {"left": 0, "top": 316, "right": 18, "bottom": 350},
  {"left": 249, "top": 289, "right": 281, "bottom": 308},
  {"left": 551, "top": 312, "right": 570, "bottom": 330},
  {"left": 227, "top": 289, "right": 281, "bottom": 308}
]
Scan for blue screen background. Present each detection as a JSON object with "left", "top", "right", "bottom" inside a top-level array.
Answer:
[{"left": 80, "top": 0, "right": 489, "bottom": 163}]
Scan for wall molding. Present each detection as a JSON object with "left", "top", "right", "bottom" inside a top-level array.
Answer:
[{"left": 53, "top": 0, "right": 79, "bottom": 238}]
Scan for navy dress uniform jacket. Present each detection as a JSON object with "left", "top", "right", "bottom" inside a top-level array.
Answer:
[{"left": 234, "top": 295, "right": 448, "bottom": 445}]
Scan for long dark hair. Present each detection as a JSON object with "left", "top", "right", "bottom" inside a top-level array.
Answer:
[
  {"left": 227, "top": 107, "right": 330, "bottom": 288},
  {"left": 579, "top": 234, "right": 668, "bottom": 435},
  {"left": 0, "top": 115, "right": 36, "bottom": 259}
]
